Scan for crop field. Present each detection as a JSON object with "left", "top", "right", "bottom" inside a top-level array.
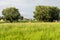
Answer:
[{"left": 0, "top": 22, "right": 60, "bottom": 40}]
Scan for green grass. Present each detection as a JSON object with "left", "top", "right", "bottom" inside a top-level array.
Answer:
[{"left": 0, "top": 22, "right": 60, "bottom": 40}]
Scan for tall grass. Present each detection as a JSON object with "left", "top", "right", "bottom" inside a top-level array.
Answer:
[{"left": 0, "top": 22, "right": 60, "bottom": 40}]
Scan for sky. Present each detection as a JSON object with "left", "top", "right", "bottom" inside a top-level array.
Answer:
[{"left": 0, "top": 0, "right": 60, "bottom": 19}]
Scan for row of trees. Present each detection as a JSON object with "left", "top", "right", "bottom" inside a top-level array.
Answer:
[
  {"left": 33, "top": 6, "right": 60, "bottom": 22},
  {"left": 1, "top": 5, "right": 60, "bottom": 22}
]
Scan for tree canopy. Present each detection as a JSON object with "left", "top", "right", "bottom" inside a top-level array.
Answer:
[
  {"left": 2, "top": 7, "right": 22, "bottom": 22},
  {"left": 33, "top": 6, "right": 60, "bottom": 22}
]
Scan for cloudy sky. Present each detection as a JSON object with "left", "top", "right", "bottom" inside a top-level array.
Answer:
[{"left": 0, "top": 0, "right": 60, "bottom": 19}]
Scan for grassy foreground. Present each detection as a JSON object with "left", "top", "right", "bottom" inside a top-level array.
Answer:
[{"left": 0, "top": 22, "right": 60, "bottom": 40}]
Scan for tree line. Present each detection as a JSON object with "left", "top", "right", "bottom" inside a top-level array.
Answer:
[{"left": 1, "top": 5, "right": 60, "bottom": 22}]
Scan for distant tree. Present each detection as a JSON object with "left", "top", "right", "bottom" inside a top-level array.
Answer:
[
  {"left": 0, "top": 16, "right": 2, "bottom": 20},
  {"left": 20, "top": 16, "right": 23, "bottom": 20},
  {"left": 0, "top": 16, "right": 4, "bottom": 20},
  {"left": 2, "top": 7, "right": 21, "bottom": 22},
  {"left": 33, "top": 6, "right": 60, "bottom": 22}
]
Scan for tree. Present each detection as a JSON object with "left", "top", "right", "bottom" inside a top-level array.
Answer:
[
  {"left": 20, "top": 16, "right": 23, "bottom": 20},
  {"left": 49, "top": 7, "right": 60, "bottom": 22},
  {"left": 0, "top": 16, "right": 3, "bottom": 20},
  {"left": 33, "top": 6, "right": 60, "bottom": 22},
  {"left": 2, "top": 7, "right": 21, "bottom": 22}
]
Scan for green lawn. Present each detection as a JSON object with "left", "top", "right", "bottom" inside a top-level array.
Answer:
[{"left": 0, "top": 22, "right": 60, "bottom": 40}]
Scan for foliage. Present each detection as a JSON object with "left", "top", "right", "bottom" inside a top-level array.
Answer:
[
  {"left": 2, "top": 7, "right": 21, "bottom": 22},
  {"left": 33, "top": 6, "right": 60, "bottom": 22},
  {"left": 20, "top": 16, "right": 23, "bottom": 20},
  {"left": 0, "top": 16, "right": 3, "bottom": 20},
  {"left": 0, "top": 23, "right": 60, "bottom": 40},
  {"left": 49, "top": 7, "right": 60, "bottom": 21}
]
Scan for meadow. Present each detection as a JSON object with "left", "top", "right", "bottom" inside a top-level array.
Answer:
[{"left": 0, "top": 22, "right": 60, "bottom": 40}]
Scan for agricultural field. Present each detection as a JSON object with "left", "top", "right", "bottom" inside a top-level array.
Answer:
[{"left": 0, "top": 22, "right": 60, "bottom": 40}]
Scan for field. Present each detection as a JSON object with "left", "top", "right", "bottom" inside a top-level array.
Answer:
[{"left": 0, "top": 22, "right": 60, "bottom": 40}]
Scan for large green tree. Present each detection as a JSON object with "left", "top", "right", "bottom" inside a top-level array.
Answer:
[
  {"left": 2, "top": 7, "right": 21, "bottom": 22},
  {"left": 33, "top": 6, "right": 60, "bottom": 22}
]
